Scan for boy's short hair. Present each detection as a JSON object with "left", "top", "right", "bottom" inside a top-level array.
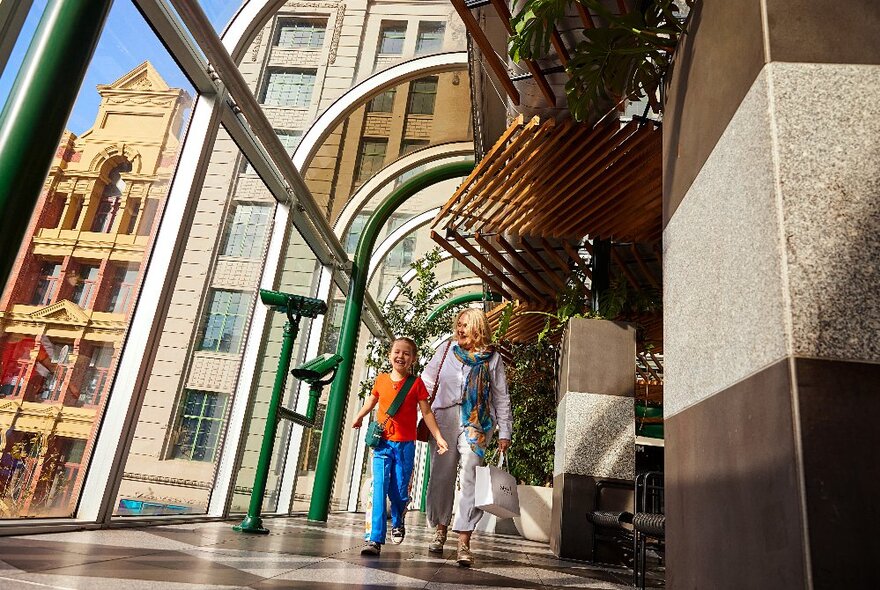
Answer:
[{"left": 391, "top": 336, "right": 418, "bottom": 356}]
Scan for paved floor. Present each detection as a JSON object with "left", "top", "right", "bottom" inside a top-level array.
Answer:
[{"left": 0, "top": 512, "right": 656, "bottom": 589}]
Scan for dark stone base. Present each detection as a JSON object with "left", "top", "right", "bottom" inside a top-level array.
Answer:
[
  {"left": 666, "top": 356, "right": 880, "bottom": 589},
  {"left": 550, "top": 473, "right": 633, "bottom": 562}
]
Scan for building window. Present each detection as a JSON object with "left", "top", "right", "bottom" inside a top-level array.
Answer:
[
  {"left": 400, "top": 139, "right": 429, "bottom": 156},
  {"left": 106, "top": 264, "right": 139, "bottom": 314},
  {"left": 415, "top": 22, "right": 445, "bottom": 54},
  {"left": 367, "top": 89, "right": 396, "bottom": 113},
  {"left": 378, "top": 21, "right": 406, "bottom": 54},
  {"left": 407, "top": 77, "right": 438, "bottom": 115},
  {"left": 32, "top": 261, "right": 62, "bottom": 306},
  {"left": 120, "top": 198, "right": 141, "bottom": 234},
  {"left": 261, "top": 68, "right": 316, "bottom": 108},
  {"left": 220, "top": 203, "right": 272, "bottom": 259},
  {"left": 275, "top": 18, "right": 327, "bottom": 49},
  {"left": 71, "top": 264, "right": 100, "bottom": 309},
  {"left": 37, "top": 343, "right": 71, "bottom": 402},
  {"left": 344, "top": 211, "right": 371, "bottom": 255},
  {"left": 355, "top": 139, "right": 388, "bottom": 184},
  {"left": 385, "top": 215, "right": 415, "bottom": 271},
  {"left": 91, "top": 162, "right": 132, "bottom": 232},
  {"left": 200, "top": 290, "right": 249, "bottom": 354},
  {"left": 78, "top": 344, "right": 114, "bottom": 407},
  {"left": 172, "top": 391, "right": 226, "bottom": 462}
]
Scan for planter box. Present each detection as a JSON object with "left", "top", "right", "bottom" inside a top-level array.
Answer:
[{"left": 513, "top": 484, "right": 553, "bottom": 543}]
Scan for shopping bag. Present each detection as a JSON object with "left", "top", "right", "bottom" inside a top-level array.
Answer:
[{"left": 474, "top": 452, "right": 520, "bottom": 518}]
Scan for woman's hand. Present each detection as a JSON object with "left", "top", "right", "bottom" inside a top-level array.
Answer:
[
  {"left": 352, "top": 416, "right": 363, "bottom": 429},
  {"left": 435, "top": 436, "right": 449, "bottom": 454},
  {"left": 498, "top": 438, "right": 511, "bottom": 453}
]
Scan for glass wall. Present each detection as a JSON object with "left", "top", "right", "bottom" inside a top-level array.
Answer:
[{"left": 0, "top": 1, "right": 194, "bottom": 519}]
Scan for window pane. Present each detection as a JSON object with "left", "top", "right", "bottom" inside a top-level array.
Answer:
[
  {"left": 355, "top": 139, "right": 387, "bottom": 184},
  {"left": 276, "top": 18, "right": 327, "bottom": 49},
  {"left": 220, "top": 203, "right": 272, "bottom": 258},
  {"left": 200, "top": 290, "right": 248, "bottom": 354},
  {"left": 262, "top": 69, "right": 316, "bottom": 108},
  {"left": 171, "top": 391, "right": 227, "bottom": 462},
  {"left": 0, "top": 0, "right": 194, "bottom": 519},
  {"left": 415, "top": 22, "right": 445, "bottom": 55},
  {"left": 378, "top": 22, "right": 406, "bottom": 54},
  {"left": 367, "top": 90, "right": 395, "bottom": 113},
  {"left": 407, "top": 76, "right": 438, "bottom": 115}
]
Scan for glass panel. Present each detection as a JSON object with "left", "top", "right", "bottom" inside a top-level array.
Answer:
[
  {"left": 0, "top": 0, "right": 194, "bottom": 519},
  {"left": 276, "top": 18, "right": 327, "bottom": 49},
  {"left": 198, "top": 0, "right": 241, "bottom": 32},
  {"left": 355, "top": 139, "right": 388, "bottom": 185},
  {"left": 261, "top": 68, "right": 316, "bottom": 108},
  {"left": 377, "top": 21, "right": 406, "bottom": 55},
  {"left": 113, "top": 127, "right": 275, "bottom": 517},
  {"left": 407, "top": 76, "right": 439, "bottom": 115},
  {"left": 229, "top": 224, "right": 323, "bottom": 515},
  {"left": 415, "top": 21, "right": 445, "bottom": 55}
]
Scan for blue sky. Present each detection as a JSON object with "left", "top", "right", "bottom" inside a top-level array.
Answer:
[{"left": 0, "top": 1, "right": 239, "bottom": 135}]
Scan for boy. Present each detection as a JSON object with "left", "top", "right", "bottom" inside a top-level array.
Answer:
[{"left": 352, "top": 337, "right": 448, "bottom": 556}]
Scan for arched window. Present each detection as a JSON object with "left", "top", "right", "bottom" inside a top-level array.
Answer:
[{"left": 90, "top": 161, "right": 132, "bottom": 233}]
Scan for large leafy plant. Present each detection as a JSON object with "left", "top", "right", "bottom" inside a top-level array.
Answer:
[
  {"left": 358, "top": 248, "right": 466, "bottom": 398},
  {"left": 509, "top": 0, "right": 693, "bottom": 121}
]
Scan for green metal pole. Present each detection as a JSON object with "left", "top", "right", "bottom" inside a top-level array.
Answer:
[
  {"left": 426, "top": 291, "right": 502, "bottom": 324},
  {"left": 234, "top": 318, "right": 299, "bottom": 534},
  {"left": 0, "top": 0, "right": 113, "bottom": 288},
  {"left": 307, "top": 160, "right": 475, "bottom": 522}
]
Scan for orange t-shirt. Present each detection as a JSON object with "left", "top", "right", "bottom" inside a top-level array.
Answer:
[{"left": 371, "top": 373, "right": 429, "bottom": 441}]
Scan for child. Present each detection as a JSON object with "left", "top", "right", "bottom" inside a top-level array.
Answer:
[{"left": 352, "top": 337, "right": 448, "bottom": 556}]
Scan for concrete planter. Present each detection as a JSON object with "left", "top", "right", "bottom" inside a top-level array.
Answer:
[{"left": 513, "top": 484, "right": 553, "bottom": 543}]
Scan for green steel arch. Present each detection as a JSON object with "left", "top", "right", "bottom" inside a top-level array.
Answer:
[
  {"left": 426, "top": 291, "right": 503, "bottom": 323},
  {"left": 308, "top": 159, "right": 475, "bottom": 521}
]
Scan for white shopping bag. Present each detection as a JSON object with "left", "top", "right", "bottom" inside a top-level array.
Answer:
[{"left": 474, "top": 452, "right": 520, "bottom": 518}]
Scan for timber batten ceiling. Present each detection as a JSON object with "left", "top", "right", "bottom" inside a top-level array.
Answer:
[{"left": 432, "top": 114, "right": 663, "bottom": 243}]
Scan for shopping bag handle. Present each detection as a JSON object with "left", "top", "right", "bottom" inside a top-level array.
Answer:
[{"left": 496, "top": 451, "right": 509, "bottom": 470}]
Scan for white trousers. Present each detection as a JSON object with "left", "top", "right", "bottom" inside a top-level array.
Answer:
[{"left": 425, "top": 406, "right": 490, "bottom": 533}]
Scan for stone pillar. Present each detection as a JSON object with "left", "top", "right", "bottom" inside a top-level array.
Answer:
[
  {"left": 663, "top": 2, "right": 880, "bottom": 588},
  {"left": 550, "top": 318, "right": 635, "bottom": 561}
]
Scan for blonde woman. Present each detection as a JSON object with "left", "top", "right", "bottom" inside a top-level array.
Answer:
[{"left": 421, "top": 308, "right": 512, "bottom": 567}]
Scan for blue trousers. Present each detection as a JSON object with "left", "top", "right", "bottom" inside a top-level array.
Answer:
[{"left": 369, "top": 439, "right": 415, "bottom": 544}]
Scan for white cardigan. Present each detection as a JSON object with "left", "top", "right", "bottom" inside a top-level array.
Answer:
[{"left": 420, "top": 342, "right": 513, "bottom": 440}]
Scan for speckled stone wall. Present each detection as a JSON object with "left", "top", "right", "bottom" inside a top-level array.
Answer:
[
  {"left": 554, "top": 392, "right": 634, "bottom": 480},
  {"left": 663, "top": 3, "right": 880, "bottom": 584}
]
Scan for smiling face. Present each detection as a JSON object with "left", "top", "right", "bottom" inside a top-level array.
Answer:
[
  {"left": 388, "top": 338, "right": 416, "bottom": 375},
  {"left": 454, "top": 308, "right": 490, "bottom": 352},
  {"left": 455, "top": 317, "right": 473, "bottom": 350}
]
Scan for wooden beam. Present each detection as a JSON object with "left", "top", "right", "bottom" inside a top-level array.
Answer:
[
  {"left": 631, "top": 245, "right": 660, "bottom": 291},
  {"left": 610, "top": 247, "right": 643, "bottom": 294},
  {"left": 518, "top": 236, "right": 568, "bottom": 290},
  {"left": 494, "top": 232, "right": 559, "bottom": 294},
  {"left": 474, "top": 232, "right": 548, "bottom": 301},
  {"left": 431, "top": 230, "right": 510, "bottom": 298},
  {"left": 551, "top": 29, "right": 570, "bottom": 66},
  {"left": 489, "top": 0, "right": 555, "bottom": 106},
  {"left": 576, "top": 3, "right": 595, "bottom": 28},
  {"left": 540, "top": 238, "right": 572, "bottom": 274},
  {"left": 450, "top": 0, "right": 520, "bottom": 105},
  {"left": 561, "top": 241, "right": 592, "bottom": 281},
  {"left": 449, "top": 230, "right": 536, "bottom": 303},
  {"left": 432, "top": 114, "right": 525, "bottom": 227}
]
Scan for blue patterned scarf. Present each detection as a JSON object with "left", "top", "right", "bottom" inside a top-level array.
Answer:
[{"left": 454, "top": 344, "right": 494, "bottom": 458}]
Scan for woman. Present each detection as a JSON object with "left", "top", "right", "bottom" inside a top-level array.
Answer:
[{"left": 421, "top": 308, "right": 512, "bottom": 567}]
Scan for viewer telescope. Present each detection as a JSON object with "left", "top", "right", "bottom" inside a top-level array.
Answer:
[{"left": 292, "top": 353, "right": 343, "bottom": 385}]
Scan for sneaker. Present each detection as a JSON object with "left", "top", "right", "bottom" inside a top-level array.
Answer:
[
  {"left": 456, "top": 543, "right": 473, "bottom": 567},
  {"left": 361, "top": 541, "right": 381, "bottom": 556},
  {"left": 428, "top": 528, "right": 447, "bottom": 554},
  {"left": 391, "top": 525, "right": 406, "bottom": 544}
]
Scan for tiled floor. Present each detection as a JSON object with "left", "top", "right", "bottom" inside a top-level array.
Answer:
[{"left": 0, "top": 512, "right": 656, "bottom": 589}]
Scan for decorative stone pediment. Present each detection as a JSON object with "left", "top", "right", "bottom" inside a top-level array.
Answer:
[
  {"left": 27, "top": 300, "right": 90, "bottom": 326},
  {"left": 103, "top": 61, "right": 170, "bottom": 92}
]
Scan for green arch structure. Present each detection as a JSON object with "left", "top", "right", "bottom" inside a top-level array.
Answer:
[
  {"left": 308, "top": 159, "right": 475, "bottom": 521},
  {"left": 426, "top": 291, "right": 502, "bottom": 324}
]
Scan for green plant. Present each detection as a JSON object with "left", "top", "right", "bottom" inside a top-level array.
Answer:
[
  {"left": 358, "top": 248, "right": 467, "bottom": 398},
  {"left": 486, "top": 341, "right": 558, "bottom": 486},
  {"left": 509, "top": 0, "right": 693, "bottom": 121}
]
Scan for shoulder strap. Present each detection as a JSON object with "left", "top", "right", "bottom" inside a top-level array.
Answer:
[
  {"left": 429, "top": 340, "right": 453, "bottom": 404},
  {"left": 384, "top": 375, "right": 416, "bottom": 420}
]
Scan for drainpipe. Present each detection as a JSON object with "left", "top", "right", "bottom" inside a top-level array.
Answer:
[
  {"left": 0, "top": 0, "right": 113, "bottom": 288},
  {"left": 308, "top": 160, "right": 475, "bottom": 522}
]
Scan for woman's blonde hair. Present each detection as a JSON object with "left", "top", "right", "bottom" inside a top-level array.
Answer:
[{"left": 454, "top": 308, "right": 492, "bottom": 351}]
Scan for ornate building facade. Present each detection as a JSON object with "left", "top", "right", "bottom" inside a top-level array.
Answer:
[{"left": 0, "top": 62, "right": 190, "bottom": 517}]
